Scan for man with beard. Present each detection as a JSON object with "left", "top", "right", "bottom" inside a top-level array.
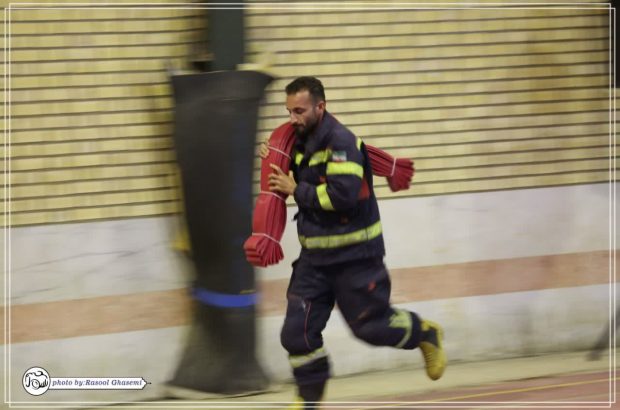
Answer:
[{"left": 266, "top": 76, "right": 446, "bottom": 409}]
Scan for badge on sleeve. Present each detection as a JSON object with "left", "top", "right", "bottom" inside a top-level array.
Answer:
[{"left": 331, "top": 151, "right": 347, "bottom": 162}]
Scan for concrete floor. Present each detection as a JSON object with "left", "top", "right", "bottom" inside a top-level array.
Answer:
[{"left": 81, "top": 349, "right": 614, "bottom": 409}]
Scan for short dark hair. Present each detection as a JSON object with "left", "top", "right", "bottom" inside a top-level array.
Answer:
[{"left": 285, "top": 76, "right": 325, "bottom": 103}]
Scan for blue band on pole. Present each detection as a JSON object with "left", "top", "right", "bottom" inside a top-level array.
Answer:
[{"left": 192, "top": 287, "right": 257, "bottom": 308}]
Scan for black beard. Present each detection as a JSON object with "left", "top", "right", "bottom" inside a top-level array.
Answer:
[
  {"left": 295, "top": 119, "right": 317, "bottom": 139},
  {"left": 294, "top": 126, "right": 308, "bottom": 138}
]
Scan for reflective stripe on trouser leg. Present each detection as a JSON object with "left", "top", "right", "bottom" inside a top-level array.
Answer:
[
  {"left": 289, "top": 347, "right": 327, "bottom": 368},
  {"left": 289, "top": 348, "right": 331, "bottom": 386},
  {"left": 389, "top": 309, "right": 412, "bottom": 348},
  {"left": 389, "top": 309, "right": 423, "bottom": 349}
]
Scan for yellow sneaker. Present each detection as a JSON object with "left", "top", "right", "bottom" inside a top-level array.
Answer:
[
  {"left": 288, "top": 396, "right": 318, "bottom": 409},
  {"left": 419, "top": 319, "right": 447, "bottom": 380},
  {"left": 287, "top": 396, "right": 304, "bottom": 409}
]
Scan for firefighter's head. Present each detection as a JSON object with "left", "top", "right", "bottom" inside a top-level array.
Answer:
[{"left": 285, "top": 76, "right": 326, "bottom": 138}]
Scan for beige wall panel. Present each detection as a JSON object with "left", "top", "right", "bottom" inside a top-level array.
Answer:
[
  {"left": 247, "top": 15, "right": 605, "bottom": 40},
  {"left": 13, "top": 97, "right": 173, "bottom": 117},
  {"left": 251, "top": 39, "right": 609, "bottom": 66},
  {"left": 11, "top": 188, "right": 179, "bottom": 213},
  {"left": 11, "top": 150, "right": 175, "bottom": 172},
  {"left": 11, "top": 58, "right": 186, "bottom": 76},
  {"left": 268, "top": 63, "right": 609, "bottom": 93},
  {"left": 11, "top": 163, "right": 176, "bottom": 185},
  {"left": 11, "top": 71, "right": 168, "bottom": 89},
  {"left": 11, "top": 30, "right": 204, "bottom": 49},
  {"left": 263, "top": 75, "right": 609, "bottom": 103},
  {"left": 5, "top": 201, "right": 181, "bottom": 227},
  {"left": 266, "top": 51, "right": 608, "bottom": 78},
  {"left": 11, "top": 136, "right": 172, "bottom": 157},
  {"left": 8, "top": 175, "right": 177, "bottom": 200},
  {"left": 10, "top": 17, "right": 204, "bottom": 35},
  {"left": 12, "top": 96, "right": 172, "bottom": 116},
  {"left": 12, "top": 44, "right": 195, "bottom": 62},
  {"left": 12, "top": 123, "right": 173, "bottom": 144},
  {"left": 9, "top": 8, "right": 198, "bottom": 21},
  {"left": 11, "top": 83, "right": 171, "bottom": 103},
  {"left": 4, "top": 5, "right": 202, "bottom": 226},
  {"left": 245, "top": 2, "right": 609, "bottom": 15},
  {"left": 246, "top": 10, "right": 606, "bottom": 26},
  {"left": 247, "top": 28, "right": 608, "bottom": 53},
  {"left": 247, "top": 7, "right": 608, "bottom": 23},
  {"left": 12, "top": 111, "right": 172, "bottom": 131},
  {"left": 263, "top": 63, "right": 608, "bottom": 93}
]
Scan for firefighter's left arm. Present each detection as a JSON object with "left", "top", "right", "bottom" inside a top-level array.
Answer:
[{"left": 294, "top": 134, "right": 363, "bottom": 211}]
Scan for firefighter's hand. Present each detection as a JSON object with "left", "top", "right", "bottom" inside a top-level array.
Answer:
[
  {"left": 268, "top": 164, "right": 296, "bottom": 196},
  {"left": 259, "top": 139, "right": 269, "bottom": 159}
]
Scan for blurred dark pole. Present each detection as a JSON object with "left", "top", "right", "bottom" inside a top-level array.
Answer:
[
  {"left": 208, "top": 0, "right": 244, "bottom": 71},
  {"left": 167, "top": 1, "right": 273, "bottom": 395},
  {"left": 169, "top": 70, "right": 273, "bottom": 395}
]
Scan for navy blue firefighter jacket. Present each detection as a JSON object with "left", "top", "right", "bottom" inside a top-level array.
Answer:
[{"left": 291, "top": 111, "right": 386, "bottom": 266}]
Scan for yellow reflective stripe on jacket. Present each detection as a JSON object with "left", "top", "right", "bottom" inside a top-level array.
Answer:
[
  {"left": 326, "top": 161, "right": 363, "bottom": 178},
  {"left": 309, "top": 149, "right": 332, "bottom": 166},
  {"left": 299, "top": 220, "right": 382, "bottom": 249},
  {"left": 316, "top": 183, "right": 334, "bottom": 211},
  {"left": 289, "top": 347, "right": 327, "bottom": 368},
  {"left": 356, "top": 137, "right": 363, "bottom": 150},
  {"left": 294, "top": 152, "right": 303, "bottom": 166}
]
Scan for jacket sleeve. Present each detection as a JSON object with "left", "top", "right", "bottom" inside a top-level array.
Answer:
[{"left": 294, "top": 133, "right": 364, "bottom": 211}]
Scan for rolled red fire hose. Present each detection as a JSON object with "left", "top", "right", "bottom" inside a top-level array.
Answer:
[
  {"left": 243, "top": 123, "right": 415, "bottom": 267},
  {"left": 243, "top": 123, "right": 295, "bottom": 267}
]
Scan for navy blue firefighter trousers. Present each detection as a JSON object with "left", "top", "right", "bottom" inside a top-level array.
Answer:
[{"left": 280, "top": 256, "right": 423, "bottom": 387}]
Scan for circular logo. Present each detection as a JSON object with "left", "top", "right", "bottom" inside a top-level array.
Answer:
[{"left": 22, "top": 367, "right": 50, "bottom": 396}]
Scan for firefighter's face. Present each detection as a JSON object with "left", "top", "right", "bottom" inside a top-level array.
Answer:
[{"left": 286, "top": 90, "right": 325, "bottom": 138}]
